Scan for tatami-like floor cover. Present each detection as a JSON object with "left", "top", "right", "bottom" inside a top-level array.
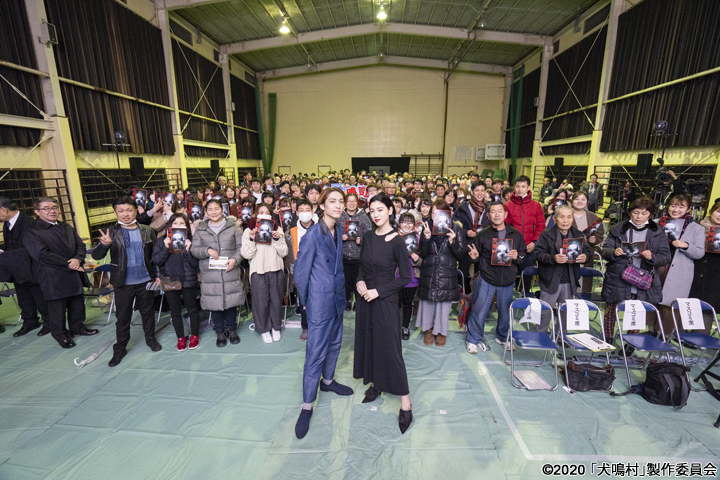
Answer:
[{"left": 0, "top": 300, "right": 719, "bottom": 480}]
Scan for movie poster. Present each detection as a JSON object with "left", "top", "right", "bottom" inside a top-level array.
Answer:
[
  {"left": 707, "top": 227, "right": 720, "bottom": 253},
  {"left": 240, "top": 205, "right": 254, "bottom": 225},
  {"left": 402, "top": 233, "right": 419, "bottom": 254},
  {"left": 346, "top": 220, "right": 360, "bottom": 240},
  {"left": 491, "top": 238, "right": 513, "bottom": 266},
  {"left": 432, "top": 209, "right": 452, "bottom": 235},
  {"left": 221, "top": 203, "right": 230, "bottom": 218},
  {"left": 583, "top": 218, "right": 601, "bottom": 237},
  {"left": 562, "top": 237, "right": 584, "bottom": 263},
  {"left": 621, "top": 241, "right": 645, "bottom": 258},
  {"left": 132, "top": 188, "right": 147, "bottom": 209},
  {"left": 167, "top": 227, "right": 187, "bottom": 253},
  {"left": 163, "top": 192, "right": 175, "bottom": 206},
  {"left": 188, "top": 202, "right": 203, "bottom": 222},
  {"left": 256, "top": 219, "right": 274, "bottom": 245},
  {"left": 281, "top": 208, "right": 293, "bottom": 230}
]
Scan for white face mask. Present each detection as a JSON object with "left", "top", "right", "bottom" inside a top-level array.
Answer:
[
  {"left": 150, "top": 194, "right": 156, "bottom": 202},
  {"left": 258, "top": 214, "right": 272, "bottom": 220},
  {"left": 458, "top": 196, "right": 465, "bottom": 202},
  {"left": 298, "top": 212, "right": 313, "bottom": 223}
]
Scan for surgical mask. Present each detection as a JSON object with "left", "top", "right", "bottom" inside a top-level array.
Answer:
[
  {"left": 150, "top": 194, "right": 155, "bottom": 202},
  {"left": 414, "top": 201, "right": 420, "bottom": 209},
  {"left": 298, "top": 212, "right": 313, "bottom": 223},
  {"left": 258, "top": 214, "right": 272, "bottom": 220},
  {"left": 458, "top": 196, "right": 465, "bottom": 202}
]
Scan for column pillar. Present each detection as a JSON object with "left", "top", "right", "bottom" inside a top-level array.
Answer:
[
  {"left": 219, "top": 49, "right": 239, "bottom": 183},
  {"left": 530, "top": 42, "right": 554, "bottom": 185}
]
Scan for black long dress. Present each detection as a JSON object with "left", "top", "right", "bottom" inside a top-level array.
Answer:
[{"left": 353, "top": 231, "right": 413, "bottom": 396}]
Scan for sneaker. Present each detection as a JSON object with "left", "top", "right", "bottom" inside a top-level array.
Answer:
[
  {"left": 261, "top": 332, "right": 273, "bottom": 344},
  {"left": 272, "top": 329, "right": 281, "bottom": 342},
  {"left": 402, "top": 327, "right": 410, "bottom": 341},
  {"left": 495, "top": 337, "right": 514, "bottom": 351},
  {"left": 478, "top": 338, "right": 490, "bottom": 352},
  {"left": 188, "top": 335, "right": 199, "bottom": 349},
  {"left": 176, "top": 337, "right": 187, "bottom": 352},
  {"left": 300, "top": 329, "right": 308, "bottom": 341},
  {"left": 466, "top": 342, "right": 478, "bottom": 354}
]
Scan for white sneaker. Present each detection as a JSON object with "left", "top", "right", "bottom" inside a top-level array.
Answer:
[
  {"left": 466, "top": 342, "right": 478, "bottom": 354},
  {"left": 478, "top": 339, "right": 490, "bottom": 352},
  {"left": 261, "top": 332, "right": 273, "bottom": 344},
  {"left": 272, "top": 329, "right": 281, "bottom": 342},
  {"left": 495, "top": 337, "right": 514, "bottom": 351}
]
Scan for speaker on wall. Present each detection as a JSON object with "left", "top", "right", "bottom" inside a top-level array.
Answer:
[
  {"left": 554, "top": 157, "right": 564, "bottom": 174},
  {"left": 637, "top": 153, "right": 653, "bottom": 176},
  {"left": 210, "top": 159, "right": 220, "bottom": 176},
  {"left": 129, "top": 157, "right": 144, "bottom": 180}
]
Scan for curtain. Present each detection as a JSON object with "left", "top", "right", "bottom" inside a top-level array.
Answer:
[
  {"left": 542, "top": 142, "right": 591, "bottom": 156},
  {"left": 231, "top": 74, "right": 261, "bottom": 159},
  {"left": 509, "top": 66, "right": 524, "bottom": 179},
  {"left": 602, "top": 0, "right": 720, "bottom": 152},
  {"left": 184, "top": 145, "right": 228, "bottom": 158}
]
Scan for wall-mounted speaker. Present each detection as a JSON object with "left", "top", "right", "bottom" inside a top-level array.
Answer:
[
  {"left": 210, "top": 159, "right": 220, "bottom": 176},
  {"left": 637, "top": 153, "right": 653, "bottom": 176},
  {"left": 129, "top": 157, "right": 144, "bottom": 180}
]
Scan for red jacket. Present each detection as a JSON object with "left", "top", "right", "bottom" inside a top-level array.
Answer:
[{"left": 504, "top": 192, "right": 545, "bottom": 245}]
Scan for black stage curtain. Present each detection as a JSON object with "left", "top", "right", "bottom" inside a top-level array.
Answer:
[
  {"left": 542, "top": 27, "right": 606, "bottom": 141},
  {"left": 61, "top": 82, "right": 175, "bottom": 155},
  {"left": 0, "top": 0, "right": 44, "bottom": 146},
  {"left": 184, "top": 145, "right": 228, "bottom": 158},
  {"left": 602, "top": 0, "right": 720, "bottom": 152},
  {"left": 506, "top": 68, "right": 540, "bottom": 158},
  {"left": 231, "top": 75, "right": 258, "bottom": 131},
  {"left": 235, "top": 128, "right": 261, "bottom": 160},
  {"left": 351, "top": 157, "right": 410, "bottom": 175},
  {"left": 542, "top": 142, "right": 591, "bottom": 156},
  {"left": 180, "top": 114, "right": 227, "bottom": 145}
]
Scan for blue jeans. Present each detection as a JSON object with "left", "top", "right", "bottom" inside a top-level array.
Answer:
[
  {"left": 210, "top": 307, "right": 238, "bottom": 334},
  {"left": 466, "top": 277, "right": 514, "bottom": 345}
]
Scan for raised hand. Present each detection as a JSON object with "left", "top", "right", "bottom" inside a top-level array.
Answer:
[
  {"left": 422, "top": 221, "right": 431, "bottom": 239},
  {"left": 98, "top": 229, "right": 112, "bottom": 246},
  {"left": 468, "top": 244, "right": 479, "bottom": 260},
  {"left": 446, "top": 228, "right": 456, "bottom": 244},
  {"left": 184, "top": 239, "right": 192, "bottom": 251},
  {"left": 164, "top": 236, "right": 172, "bottom": 248}
]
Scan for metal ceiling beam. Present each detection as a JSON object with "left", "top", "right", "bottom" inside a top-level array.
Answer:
[
  {"left": 224, "top": 23, "right": 548, "bottom": 54},
  {"left": 0, "top": 113, "right": 54, "bottom": 130},
  {"left": 256, "top": 55, "right": 511, "bottom": 79},
  {"left": 158, "top": 0, "right": 233, "bottom": 10}
]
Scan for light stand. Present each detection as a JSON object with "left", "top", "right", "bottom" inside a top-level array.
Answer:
[{"left": 102, "top": 131, "right": 130, "bottom": 189}]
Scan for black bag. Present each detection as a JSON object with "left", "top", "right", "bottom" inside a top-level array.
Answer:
[
  {"left": 562, "top": 361, "right": 615, "bottom": 392},
  {"left": 641, "top": 363, "right": 691, "bottom": 409}
]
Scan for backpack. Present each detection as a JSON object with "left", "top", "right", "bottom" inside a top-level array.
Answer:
[{"left": 641, "top": 363, "right": 691, "bottom": 409}]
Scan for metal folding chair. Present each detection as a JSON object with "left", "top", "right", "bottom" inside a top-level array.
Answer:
[
  {"left": 83, "top": 265, "right": 116, "bottom": 326},
  {"left": 0, "top": 282, "right": 22, "bottom": 326},
  {"left": 615, "top": 300, "right": 678, "bottom": 389},
  {"left": 576, "top": 267, "right": 605, "bottom": 304},
  {"left": 507, "top": 298, "right": 559, "bottom": 391},
  {"left": 520, "top": 266, "right": 539, "bottom": 298},
  {"left": 670, "top": 299, "right": 720, "bottom": 391},
  {"left": 557, "top": 300, "right": 613, "bottom": 393}
]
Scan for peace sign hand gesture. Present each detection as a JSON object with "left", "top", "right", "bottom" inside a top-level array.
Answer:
[
  {"left": 422, "top": 221, "right": 431, "bottom": 239},
  {"left": 98, "top": 229, "right": 113, "bottom": 246},
  {"left": 468, "top": 244, "right": 479, "bottom": 260}
]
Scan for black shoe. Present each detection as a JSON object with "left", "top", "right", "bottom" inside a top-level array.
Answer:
[
  {"left": 402, "top": 327, "right": 410, "bottom": 341},
  {"left": 362, "top": 385, "right": 381, "bottom": 403},
  {"left": 72, "top": 326, "right": 99, "bottom": 337},
  {"left": 13, "top": 324, "right": 40, "bottom": 337},
  {"left": 345, "top": 301, "right": 352, "bottom": 311},
  {"left": 295, "top": 408, "right": 313, "bottom": 439},
  {"left": 216, "top": 332, "right": 227, "bottom": 348},
  {"left": 37, "top": 325, "right": 51, "bottom": 336},
  {"left": 146, "top": 337, "right": 162, "bottom": 352},
  {"left": 108, "top": 350, "right": 127, "bottom": 367},
  {"left": 227, "top": 329, "right": 240, "bottom": 345},
  {"left": 399, "top": 408, "right": 413, "bottom": 434},
  {"left": 0, "top": 323, "right": 4, "bottom": 333},
  {"left": 58, "top": 337, "right": 76, "bottom": 349},
  {"left": 352, "top": 302, "right": 356, "bottom": 311},
  {"left": 319, "top": 379, "right": 354, "bottom": 396}
]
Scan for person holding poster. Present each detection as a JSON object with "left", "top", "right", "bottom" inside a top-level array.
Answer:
[
  {"left": 339, "top": 193, "right": 372, "bottom": 311},
  {"left": 689, "top": 202, "right": 720, "bottom": 322}
]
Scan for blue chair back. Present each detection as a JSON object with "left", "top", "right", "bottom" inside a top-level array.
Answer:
[
  {"left": 579, "top": 267, "right": 603, "bottom": 278},
  {"left": 510, "top": 298, "right": 552, "bottom": 311},
  {"left": 94, "top": 264, "right": 112, "bottom": 273}
]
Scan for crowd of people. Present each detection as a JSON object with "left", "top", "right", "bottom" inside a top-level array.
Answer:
[{"left": 0, "top": 167, "right": 719, "bottom": 438}]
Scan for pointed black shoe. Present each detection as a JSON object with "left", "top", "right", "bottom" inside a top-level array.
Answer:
[
  {"left": 72, "top": 326, "right": 99, "bottom": 337},
  {"left": 399, "top": 408, "right": 413, "bottom": 434},
  {"left": 295, "top": 408, "right": 313, "bottom": 439},
  {"left": 0, "top": 323, "right": 5, "bottom": 333},
  {"left": 319, "top": 380, "right": 354, "bottom": 396},
  {"left": 362, "top": 385, "right": 381, "bottom": 403},
  {"left": 58, "top": 337, "right": 76, "bottom": 349},
  {"left": 13, "top": 324, "right": 39, "bottom": 337},
  {"left": 37, "top": 325, "right": 51, "bottom": 336}
]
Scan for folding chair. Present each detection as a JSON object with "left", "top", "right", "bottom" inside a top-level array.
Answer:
[
  {"left": 520, "top": 266, "right": 539, "bottom": 298},
  {"left": 557, "top": 300, "right": 613, "bottom": 393},
  {"left": 670, "top": 299, "right": 720, "bottom": 391},
  {"left": 507, "top": 298, "right": 559, "bottom": 391},
  {"left": 615, "top": 300, "right": 677, "bottom": 389},
  {"left": 576, "top": 267, "right": 604, "bottom": 304},
  {"left": 0, "top": 282, "right": 22, "bottom": 326},
  {"left": 593, "top": 251, "right": 605, "bottom": 274},
  {"left": 83, "top": 264, "right": 115, "bottom": 326}
]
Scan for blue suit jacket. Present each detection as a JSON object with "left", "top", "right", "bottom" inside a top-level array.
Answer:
[{"left": 294, "top": 218, "right": 345, "bottom": 321}]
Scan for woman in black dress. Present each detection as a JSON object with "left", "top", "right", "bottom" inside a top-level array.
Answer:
[{"left": 354, "top": 195, "right": 414, "bottom": 434}]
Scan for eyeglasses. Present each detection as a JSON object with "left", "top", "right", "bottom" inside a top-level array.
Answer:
[{"left": 38, "top": 206, "right": 60, "bottom": 212}]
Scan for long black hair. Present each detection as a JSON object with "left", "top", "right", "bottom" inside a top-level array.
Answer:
[
  {"left": 367, "top": 194, "right": 396, "bottom": 226},
  {"left": 166, "top": 213, "right": 192, "bottom": 240}
]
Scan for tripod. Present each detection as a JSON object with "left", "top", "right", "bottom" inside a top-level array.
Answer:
[{"left": 695, "top": 350, "right": 720, "bottom": 428}]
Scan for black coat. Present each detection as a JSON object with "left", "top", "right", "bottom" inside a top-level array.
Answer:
[
  {"left": 472, "top": 223, "right": 527, "bottom": 287},
  {"left": 535, "top": 225, "right": 593, "bottom": 294},
  {"left": 91, "top": 224, "right": 156, "bottom": 287},
  {"left": 600, "top": 220, "right": 671, "bottom": 304},
  {"left": 455, "top": 202, "right": 489, "bottom": 237},
  {"left": 418, "top": 222, "right": 467, "bottom": 302},
  {"left": 0, "top": 212, "right": 37, "bottom": 284},
  {"left": 689, "top": 240, "right": 720, "bottom": 312},
  {"left": 24, "top": 220, "right": 90, "bottom": 301},
  {"left": 152, "top": 235, "right": 200, "bottom": 288}
]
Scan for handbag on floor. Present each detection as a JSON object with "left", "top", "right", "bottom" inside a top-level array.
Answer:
[
  {"left": 641, "top": 363, "right": 691, "bottom": 409},
  {"left": 562, "top": 361, "right": 615, "bottom": 392}
]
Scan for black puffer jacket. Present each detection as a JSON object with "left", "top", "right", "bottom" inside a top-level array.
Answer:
[
  {"left": 152, "top": 235, "right": 200, "bottom": 288},
  {"left": 535, "top": 225, "right": 593, "bottom": 294},
  {"left": 418, "top": 222, "right": 467, "bottom": 302},
  {"left": 601, "top": 220, "right": 671, "bottom": 304}
]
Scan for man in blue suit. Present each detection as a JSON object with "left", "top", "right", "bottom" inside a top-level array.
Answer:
[{"left": 293, "top": 187, "right": 354, "bottom": 439}]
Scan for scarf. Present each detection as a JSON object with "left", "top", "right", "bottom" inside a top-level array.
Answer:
[{"left": 469, "top": 196, "right": 485, "bottom": 228}]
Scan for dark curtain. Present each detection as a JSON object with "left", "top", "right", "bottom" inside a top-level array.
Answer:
[
  {"left": 542, "top": 27, "right": 606, "bottom": 141},
  {"left": 45, "top": 0, "right": 169, "bottom": 106},
  {"left": 61, "top": 83, "right": 175, "bottom": 155},
  {"left": 231, "top": 75, "right": 258, "bottom": 131},
  {"left": 173, "top": 40, "right": 227, "bottom": 144},
  {"left": 0, "top": 0, "right": 44, "bottom": 146},
  {"left": 505, "top": 68, "right": 539, "bottom": 158},
  {"left": 235, "top": 128, "right": 261, "bottom": 160},
  {"left": 184, "top": 145, "right": 228, "bottom": 158},
  {"left": 542, "top": 142, "right": 591, "bottom": 156},
  {"left": 602, "top": 0, "right": 720, "bottom": 152}
]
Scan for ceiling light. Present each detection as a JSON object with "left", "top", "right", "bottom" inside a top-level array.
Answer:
[
  {"left": 279, "top": 19, "right": 290, "bottom": 34},
  {"left": 478, "top": 10, "right": 487, "bottom": 28},
  {"left": 377, "top": 5, "right": 387, "bottom": 20}
]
